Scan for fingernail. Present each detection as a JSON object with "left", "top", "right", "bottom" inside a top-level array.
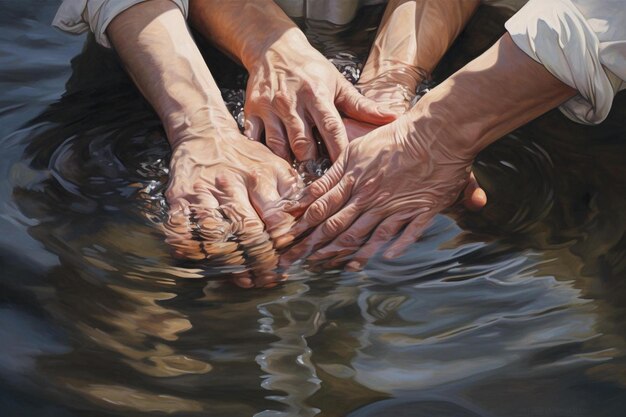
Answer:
[
  {"left": 383, "top": 248, "right": 398, "bottom": 260},
  {"left": 346, "top": 260, "right": 363, "bottom": 271},
  {"left": 275, "top": 235, "right": 293, "bottom": 248}
]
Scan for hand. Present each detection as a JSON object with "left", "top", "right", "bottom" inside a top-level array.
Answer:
[
  {"left": 163, "top": 126, "right": 302, "bottom": 288},
  {"left": 242, "top": 34, "right": 397, "bottom": 163},
  {"left": 276, "top": 115, "right": 474, "bottom": 270},
  {"left": 343, "top": 74, "right": 487, "bottom": 211}
]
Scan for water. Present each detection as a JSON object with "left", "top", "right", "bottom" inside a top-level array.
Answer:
[{"left": 1, "top": 2, "right": 626, "bottom": 416}]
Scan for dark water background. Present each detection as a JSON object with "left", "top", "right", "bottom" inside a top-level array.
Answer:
[{"left": 2, "top": 2, "right": 626, "bottom": 416}]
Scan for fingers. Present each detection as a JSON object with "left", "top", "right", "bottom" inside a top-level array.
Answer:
[
  {"left": 163, "top": 202, "right": 240, "bottom": 263},
  {"left": 463, "top": 171, "right": 487, "bottom": 211},
  {"left": 335, "top": 79, "right": 398, "bottom": 125},
  {"left": 308, "top": 97, "right": 348, "bottom": 161},
  {"left": 281, "top": 195, "right": 366, "bottom": 265},
  {"left": 307, "top": 207, "right": 383, "bottom": 263},
  {"left": 162, "top": 205, "right": 203, "bottom": 260},
  {"left": 345, "top": 211, "right": 411, "bottom": 271},
  {"left": 272, "top": 75, "right": 317, "bottom": 162},
  {"left": 247, "top": 174, "right": 296, "bottom": 240},
  {"left": 276, "top": 174, "right": 353, "bottom": 249},
  {"left": 383, "top": 209, "right": 433, "bottom": 259},
  {"left": 216, "top": 177, "right": 282, "bottom": 288},
  {"left": 262, "top": 112, "right": 291, "bottom": 161},
  {"left": 282, "top": 157, "right": 346, "bottom": 218},
  {"left": 244, "top": 115, "right": 263, "bottom": 141}
]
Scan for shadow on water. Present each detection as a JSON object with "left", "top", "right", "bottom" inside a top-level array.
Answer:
[{"left": 1, "top": 3, "right": 626, "bottom": 417}]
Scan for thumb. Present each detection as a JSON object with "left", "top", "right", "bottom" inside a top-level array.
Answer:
[{"left": 336, "top": 79, "right": 399, "bottom": 125}]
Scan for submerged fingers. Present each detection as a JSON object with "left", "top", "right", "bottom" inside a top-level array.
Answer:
[
  {"left": 217, "top": 178, "right": 282, "bottom": 287},
  {"left": 308, "top": 97, "right": 348, "bottom": 161},
  {"left": 384, "top": 209, "right": 433, "bottom": 259},
  {"left": 345, "top": 211, "right": 413, "bottom": 271},
  {"left": 163, "top": 201, "right": 239, "bottom": 263},
  {"left": 276, "top": 175, "right": 354, "bottom": 249}
]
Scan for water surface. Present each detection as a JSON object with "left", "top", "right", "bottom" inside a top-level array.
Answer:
[{"left": 1, "top": 2, "right": 626, "bottom": 416}]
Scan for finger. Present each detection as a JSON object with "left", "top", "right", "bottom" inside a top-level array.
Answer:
[
  {"left": 304, "top": 197, "right": 370, "bottom": 261},
  {"left": 275, "top": 176, "right": 354, "bottom": 249},
  {"left": 244, "top": 114, "right": 263, "bottom": 141},
  {"left": 383, "top": 209, "right": 433, "bottom": 259},
  {"left": 282, "top": 156, "right": 346, "bottom": 217},
  {"left": 284, "top": 195, "right": 366, "bottom": 263},
  {"left": 308, "top": 97, "right": 348, "bottom": 161},
  {"left": 276, "top": 164, "right": 304, "bottom": 199},
  {"left": 216, "top": 177, "right": 281, "bottom": 287},
  {"left": 232, "top": 271, "right": 255, "bottom": 289},
  {"left": 247, "top": 173, "right": 295, "bottom": 240},
  {"left": 262, "top": 113, "right": 291, "bottom": 161},
  {"left": 272, "top": 91, "right": 317, "bottom": 162},
  {"left": 186, "top": 187, "right": 242, "bottom": 261},
  {"left": 193, "top": 208, "right": 243, "bottom": 264},
  {"left": 162, "top": 205, "right": 205, "bottom": 261},
  {"left": 345, "top": 211, "right": 411, "bottom": 271},
  {"left": 335, "top": 79, "right": 398, "bottom": 125},
  {"left": 308, "top": 208, "right": 384, "bottom": 263},
  {"left": 463, "top": 171, "right": 487, "bottom": 211}
]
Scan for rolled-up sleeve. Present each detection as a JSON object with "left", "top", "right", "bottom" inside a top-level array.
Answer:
[
  {"left": 52, "top": 0, "right": 189, "bottom": 48},
  {"left": 505, "top": 0, "right": 626, "bottom": 125}
]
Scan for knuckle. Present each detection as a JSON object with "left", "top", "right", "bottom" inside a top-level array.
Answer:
[
  {"left": 338, "top": 231, "right": 359, "bottom": 246},
  {"left": 321, "top": 216, "right": 344, "bottom": 237},
  {"left": 272, "top": 92, "right": 293, "bottom": 112},
  {"left": 242, "top": 216, "right": 264, "bottom": 232},
  {"left": 308, "top": 180, "right": 328, "bottom": 198},
  {"left": 322, "top": 115, "right": 343, "bottom": 136},
  {"left": 291, "top": 136, "right": 313, "bottom": 156},
  {"left": 306, "top": 200, "right": 327, "bottom": 223},
  {"left": 266, "top": 136, "right": 287, "bottom": 151},
  {"left": 376, "top": 224, "right": 396, "bottom": 241}
]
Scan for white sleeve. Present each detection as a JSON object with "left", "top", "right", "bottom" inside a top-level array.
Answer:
[
  {"left": 505, "top": 0, "right": 626, "bottom": 125},
  {"left": 52, "top": 0, "right": 190, "bottom": 48}
]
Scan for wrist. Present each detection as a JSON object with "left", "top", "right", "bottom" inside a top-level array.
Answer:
[
  {"left": 241, "top": 26, "right": 311, "bottom": 70},
  {"left": 358, "top": 65, "right": 426, "bottom": 93},
  {"left": 167, "top": 116, "right": 240, "bottom": 152},
  {"left": 405, "top": 88, "right": 483, "bottom": 163},
  {"left": 357, "top": 67, "right": 425, "bottom": 113}
]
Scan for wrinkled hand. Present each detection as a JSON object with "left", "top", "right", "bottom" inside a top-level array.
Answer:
[
  {"left": 276, "top": 115, "right": 475, "bottom": 270},
  {"left": 344, "top": 72, "right": 486, "bottom": 211},
  {"left": 243, "top": 38, "right": 396, "bottom": 163},
  {"left": 163, "top": 127, "right": 302, "bottom": 288}
]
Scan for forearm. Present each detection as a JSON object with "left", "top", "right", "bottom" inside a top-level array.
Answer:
[
  {"left": 359, "top": 0, "right": 479, "bottom": 89},
  {"left": 189, "top": 0, "right": 310, "bottom": 69},
  {"left": 107, "top": 0, "right": 237, "bottom": 148},
  {"left": 407, "top": 34, "right": 576, "bottom": 160}
]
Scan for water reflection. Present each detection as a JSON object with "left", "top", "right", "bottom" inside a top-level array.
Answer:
[{"left": 1, "top": 3, "right": 626, "bottom": 417}]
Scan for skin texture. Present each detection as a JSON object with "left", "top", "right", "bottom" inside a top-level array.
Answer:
[
  {"left": 345, "top": 0, "right": 486, "bottom": 210},
  {"left": 358, "top": 0, "right": 479, "bottom": 113},
  {"left": 189, "top": 0, "right": 397, "bottom": 163},
  {"left": 107, "top": 0, "right": 301, "bottom": 287},
  {"left": 278, "top": 34, "right": 577, "bottom": 270}
]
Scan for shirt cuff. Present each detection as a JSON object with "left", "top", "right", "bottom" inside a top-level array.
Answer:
[
  {"left": 52, "top": 0, "right": 190, "bottom": 48},
  {"left": 505, "top": 0, "right": 615, "bottom": 125}
]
